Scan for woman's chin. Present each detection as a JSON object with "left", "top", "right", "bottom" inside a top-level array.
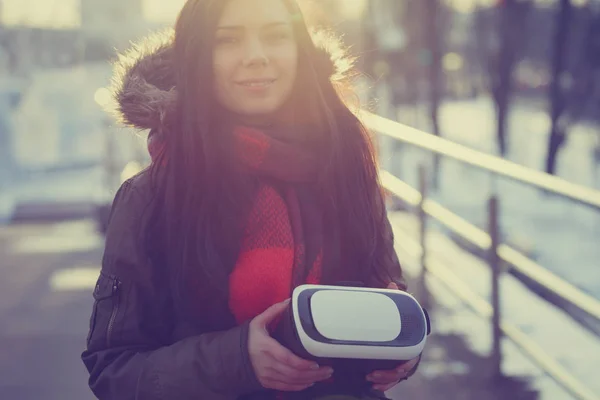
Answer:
[
  {"left": 236, "top": 104, "right": 281, "bottom": 117},
  {"left": 232, "top": 106, "right": 284, "bottom": 124}
]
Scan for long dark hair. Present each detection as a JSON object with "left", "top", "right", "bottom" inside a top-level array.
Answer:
[{"left": 147, "top": 0, "right": 394, "bottom": 321}]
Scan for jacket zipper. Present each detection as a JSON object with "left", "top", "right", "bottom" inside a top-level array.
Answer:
[{"left": 106, "top": 278, "right": 121, "bottom": 347}]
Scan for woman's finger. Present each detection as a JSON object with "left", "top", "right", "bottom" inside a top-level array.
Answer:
[
  {"left": 267, "top": 360, "right": 333, "bottom": 385},
  {"left": 396, "top": 355, "right": 420, "bottom": 374},
  {"left": 373, "top": 381, "right": 400, "bottom": 392},
  {"left": 253, "top": 299, "right": 290, "bottom": 328},
  {"left": 367, "top": 355, "right": 419, "bottom": 383},
  {"left": 265, "top": 336, "right": 319, "bottom": 371},
  {"left": 262, "top": 378, "right": 314, "bottom": 392},
  {"left": 369, "top": 355, "right": 420, "bottom": 384},
  {"left": 366, "top": 369, "right": 403, "bottom": 384}
]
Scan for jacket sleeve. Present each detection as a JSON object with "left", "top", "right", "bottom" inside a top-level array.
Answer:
[{"left": 81, "top": 177, "right": 263, "bottom": 400}]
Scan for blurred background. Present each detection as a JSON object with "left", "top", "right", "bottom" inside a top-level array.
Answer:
[{"left": 0, "top": 0, "right": 599, "bottom": 399}]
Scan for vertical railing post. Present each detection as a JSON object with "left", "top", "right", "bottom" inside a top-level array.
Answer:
[
  {"left": 418, "top": 165, "right": 429, "bottom": 307},
  {"left": 488, "top": 196, "right": 502, "bottom": 378}
]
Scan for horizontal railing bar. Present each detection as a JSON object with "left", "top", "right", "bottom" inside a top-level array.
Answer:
[
  {"left": 381, "top": 171, "right": 491, "bottom": 249},
  {"left": 365, "top": 111, "right": 600, "bottom": 210},
  {"left": 423, "top": 201, "right": 492, "bottom": 250},
  {"left": 497, "top": 245, "right": 600, "bottom": 322},
  {"left": 380, "top": 169, "right": 600, "bottom": 324}
]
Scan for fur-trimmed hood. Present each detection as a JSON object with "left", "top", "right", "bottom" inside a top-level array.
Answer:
[{"left": 108, "top": 28, "right": 352, "bottom": 133}]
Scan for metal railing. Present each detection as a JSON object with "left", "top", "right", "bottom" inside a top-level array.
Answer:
[{"left": 361, "top": 110, "right": 600, "bottom": 400}]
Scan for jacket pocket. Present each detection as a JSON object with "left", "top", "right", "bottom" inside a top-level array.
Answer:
[{"left": 87, "top": 271, "right": 122, "bottom": 348}]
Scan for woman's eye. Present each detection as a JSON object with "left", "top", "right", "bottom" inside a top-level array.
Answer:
[
  {"left": 215, "top": 36, "right": 238, "bottom": 45},
  {"left": 266, "top": 31, "right": 291, "bottom": 42}
]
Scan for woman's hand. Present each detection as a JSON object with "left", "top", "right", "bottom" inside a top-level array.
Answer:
[
  {"left": 248, "top": 299, "right": 334, "bottom": 392},
  {"left": 366, "top": 356, "right": 420, "bottom": 392},
  {"left": 366, "top": 282, "right": 421, "bottom": 392}
]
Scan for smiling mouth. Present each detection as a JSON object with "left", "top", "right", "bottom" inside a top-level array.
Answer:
[{"left": 237, "top": 79, "right": 276, "bottom": 87}]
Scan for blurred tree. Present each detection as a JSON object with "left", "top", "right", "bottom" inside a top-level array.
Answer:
[
  {"left": 489, "top": 0, "right": 533, "bottom": 157},
  {"left": 0, "top": 83, "right": 22, "bottom": 187},
  {"left": 423, "top": 0, "right": 445, "bottom": 188},
  {"left": 475, "top": 0, "right": 533, "bottom": 156},
  {"left": 544, "top": 4, "right": 600, "bottom": 175},
  {"left": 424, "top": 0, "right": 443, "bottom": 139},
  {"left": 545, "top": 0, "right": 573, "bottom": 175},
  {"left": 362, "top": 0, "right": 409, "bottom": 104}
]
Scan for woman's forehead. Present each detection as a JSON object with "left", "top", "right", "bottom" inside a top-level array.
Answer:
[{"left": 217, "top": 0, "right": 293, "bottom": 29}]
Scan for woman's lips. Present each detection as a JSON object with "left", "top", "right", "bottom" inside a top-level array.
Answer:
[{"left": 237, "top": 78, "right": 276, "bottom": 88}]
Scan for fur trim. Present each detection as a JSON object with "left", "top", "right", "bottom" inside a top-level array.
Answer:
[
  {"left": 108, "top": 29, "right": 177, "bottom": 131},
  {"left": 108, "top": 27, "right": 351, "bottom": 132}
]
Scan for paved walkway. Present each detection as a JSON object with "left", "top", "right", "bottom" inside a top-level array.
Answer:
[
  {"left": 0, "top": 215, "right": 546, "bottom": 400},
  {"left": 0, "top": 219, "right": 101, "bottom": 400}
]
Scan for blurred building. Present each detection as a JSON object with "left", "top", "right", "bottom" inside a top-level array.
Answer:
[
  {"left": 81, "top": 0, "right": 146, "bottom": 51},
  {"left": 0, "top": 27, "right": 81, "bottom": 75},
  {"left": 0, "top": 0, "right": 149, "bottom": 176},
  {"left": 0, "top": 0, "right": 146, "bottom": 74}
]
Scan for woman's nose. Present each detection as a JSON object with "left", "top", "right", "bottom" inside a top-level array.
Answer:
[{"left": 242, "top": 37, "right": 269, "bottom": 67}]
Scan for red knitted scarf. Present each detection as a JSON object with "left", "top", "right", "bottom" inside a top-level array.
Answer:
[{"left": 148, "top": 125, "right": 325, "bottom": 324}]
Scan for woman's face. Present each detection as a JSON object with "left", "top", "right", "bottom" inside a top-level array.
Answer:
[{"left": 213, "top": 0, "right": 299, "bottom": 119}]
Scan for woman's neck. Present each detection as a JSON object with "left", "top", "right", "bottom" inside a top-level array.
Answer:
[
  {"left": 236, "top": 114, "right": 275, "bottom": 129},
  {"left": 227, "top": 100, "right": 296, "bottom": 129},
  {"left": 219, "top": 105, "right": 309, "bottom": 144}
]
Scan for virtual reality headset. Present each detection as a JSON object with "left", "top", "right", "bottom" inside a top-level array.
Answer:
[{"left": 273, "top": 284, "right": 431, "bottom": 374}]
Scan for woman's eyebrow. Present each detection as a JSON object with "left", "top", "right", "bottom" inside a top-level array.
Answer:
[
  {"left": 261, "top": 22, "right": 290, "bottom": 29},
  {"left": 216, "top": 22, "right": 290, "bottom": 31}
]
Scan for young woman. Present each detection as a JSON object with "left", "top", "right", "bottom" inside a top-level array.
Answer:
[{"left": 82, "top": 0, "right": 420, "bottom": 398}]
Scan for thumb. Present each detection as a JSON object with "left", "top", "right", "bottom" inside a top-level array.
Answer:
[
  {"left": 255, "top": 298, "right": 291, "bottom": 326},
  {"left": 387, "top": 282, "right": 399, "bottom": 290}
]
